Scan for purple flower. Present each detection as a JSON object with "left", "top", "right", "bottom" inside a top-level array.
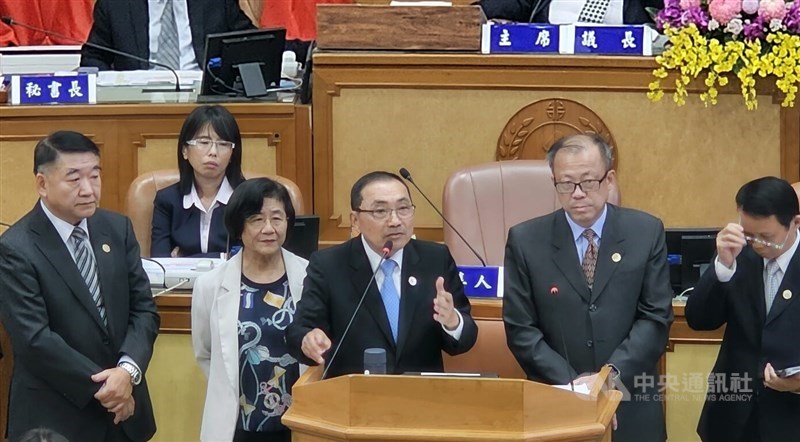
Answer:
[
  {"left": 742, "top": 17, "right": 767, "bottom": 40},
  {"left": 657, "top": 0, "right": 685, "bottom": 29},
  {"left": 682, "top": 6, "right": 711, "bottom": 27},
  {"left": 784, "top": 0, "right": 800, "bottom": 33}
]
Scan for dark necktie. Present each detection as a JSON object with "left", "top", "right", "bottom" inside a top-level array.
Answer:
[
  {"left": 581, "top": 229, "right": 598, "bottom": 288},
  {"left": 70, "top": 226, "right": 107, "bottom": 325}
]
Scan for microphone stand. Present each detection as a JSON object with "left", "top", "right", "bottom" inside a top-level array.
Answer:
[{"left": 1, "top": 16, "right": 188, "bottom": 93}]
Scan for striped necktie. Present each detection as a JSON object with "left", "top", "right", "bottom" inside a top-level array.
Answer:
[
  {"left": 765, "top": 259, "right": 781, "bottom": 313},
  {"left": 157, "top": 0, "right": 181, "bottom": 70},
  {"left": 70, "top": 227, "right": 107, "bottom": 326}
]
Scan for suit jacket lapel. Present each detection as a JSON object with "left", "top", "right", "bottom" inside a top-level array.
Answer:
[
  {"left": 349, "top": 238, "right": 395, "bottom": 349},
  {"left": 765, "top": 247, "right": 799, "bottom": 325},
  {"left": 551, "top": 212, "right": 591, "bottom": 302},
  {"left": 591, "top": 205, "right": 624, "bottom": 302},
  {"left": 186, "top": 0, "right": 206, "bottom": 63},
  {"left": 745, "top": 251, "right": 768, "bottom": 325},
  {"left": 396, "top": 241, "right": 424, "bottom": 358},
  {"left": 29, "top": 205, "right": 108, "bottom": 335},
  {"left": 131, "top": 0, "right": 150, "bottom": 65},
  {"left": 87, "top": 216, "right": 115, "bottom": 336},
  {"left": 218, "top": 252, "right": 244, "bottom": 393}
]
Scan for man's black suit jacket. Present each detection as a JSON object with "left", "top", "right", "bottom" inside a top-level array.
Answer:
[
  {"left": 504, "top": 205, "right": 673, "bottom": 442},
  {"left": 80, "top": 0, "right": 255, "bottom": 71},
  {"left": 477, "top": 0, "right": 661, "bottom": 24},
  {"left": 685, "top": 245, "right": 800, "bottom": 442},
  {"left": 286, "top": 237, "right": 478, "bottom": 378},
  {"left": 0, "top": 203, "right": 160, "bottom": 442}
]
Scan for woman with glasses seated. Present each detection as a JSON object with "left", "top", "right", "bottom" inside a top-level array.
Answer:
[
  {"left": 151, "top": 105, "right": 245, "bottom": 257},
  {"left": 192, "top": 178, "right": 308, "bottom": 442}
]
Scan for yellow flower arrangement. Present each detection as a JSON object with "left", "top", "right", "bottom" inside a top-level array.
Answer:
[{"left": 649, "top": 0, "right": 800, "bottom": 110}]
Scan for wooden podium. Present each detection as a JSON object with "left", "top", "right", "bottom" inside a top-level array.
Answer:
[{"left": 283, "top": 366, "right": 621, "bottom": 441}]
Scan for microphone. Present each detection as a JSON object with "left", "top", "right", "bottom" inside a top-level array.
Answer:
[
  {"left": 527, "top": 0, "right": 547, "bottom": 23},
  {"left": 399, "top": 167, "right": 487, "bottom": 267},
  {"left": 363, "top": 348, "right": 387, "bottom": 375},
  {"left": 550, "top": 284, "right": 575, "bottom": 391},
  {"left": 322, "top": 240, "right": 393, "bottom": 379},
  {"left": 1, "top": 16, "right": 185, "bottom": 93}
]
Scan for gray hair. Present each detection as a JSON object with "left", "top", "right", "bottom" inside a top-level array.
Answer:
[{"left": 545, "top": 133, "right": 614, "bottom": 171}]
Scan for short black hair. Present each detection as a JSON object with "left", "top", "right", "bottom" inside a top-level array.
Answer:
[
  {"left": 33, "top": 131, "right": 100, "bottom": 174},
  {"left": 17, "top": 428, "right": 70, "bottom": 442},
  {"left": 177, "top": 105, "right": 245, "bottom": 195},
  {"left": 736, "top": 176, "right": 800, "bottom": 228},
  {"left": 546, "top": 133, "right": 614, "bottom": 172},
  {"left": 225, "top": 178, "right": 296, "bottom": 243},
  {"left": 350, "top": 171, "right": 410, "bottom": 210}
]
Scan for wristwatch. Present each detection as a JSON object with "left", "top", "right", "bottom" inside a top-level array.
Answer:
[{"left": 118, "top": 361, "right": 142, "bottom": 386}]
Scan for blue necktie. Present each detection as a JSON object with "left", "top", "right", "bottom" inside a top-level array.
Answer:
[{"left": 380, "top": 259, "right": 400, "bottom": 342}]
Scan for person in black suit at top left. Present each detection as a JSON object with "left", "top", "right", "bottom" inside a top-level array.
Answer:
[
  {"left": 0, "top": 131, "right": 159, "bottom": 441},
  {"left": 286, "top": 171, "right": 479, "bottom": 377},
  {"left": 150, "top": 105, "right": 245, "bottom": 258},
  {"left": 80, "top": 0, "right": 255, "bottom": 71}
]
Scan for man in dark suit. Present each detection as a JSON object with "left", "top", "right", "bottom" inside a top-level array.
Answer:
[
  {"left": 477, "top": 0, "right": 661, "bottom": 24},
  {"left": 685, "top": 177, "right": 800, "bottom": 442},
  {"left": 503, "top": 134, "right": 673, "bottom": 442},
  {"left": 286, "top": 171, "right": 478, "bottom": 377},
  {"left": 80, "top": 0, "right": 255, "bottom": 71},
  {"left": 0, "top": 131, "right": 160, "bottom": 441}
]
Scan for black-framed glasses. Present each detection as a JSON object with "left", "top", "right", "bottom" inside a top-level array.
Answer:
[
  {"left": 355, "top": 205, "right": 416, "bottom": 220},
  {"left": 186, "top": 138, "right": 236, "bottom": 152},
  {"left": 554, "top": 170, "right": 610, "bottom": 194}
]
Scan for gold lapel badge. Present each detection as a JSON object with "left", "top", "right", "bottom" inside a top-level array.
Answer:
[
  {"left": 612, "top": 253, "right": 622, "bottom": 263},
  {"left": 102, "top": 244, "right": 111, "bottom": 253},
  {"left": 783, "top": 290, "right": 792, "bottom": 300},
  {"left": 408, "top": 276, "right": 417, "bottom": 287}
]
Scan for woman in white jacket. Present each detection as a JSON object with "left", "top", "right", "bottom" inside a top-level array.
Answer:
[{"left": 192, "top": 178, "right": 309, "bottom": 442}]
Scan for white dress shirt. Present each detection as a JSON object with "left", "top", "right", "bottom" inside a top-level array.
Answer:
[
  {"left": 148, "top": 0, "right": 201, "bottom": 71},
  {"left": 548, "top": 0, "right": 624, "bottom": 24},
  {"left": 360, "top": 236, "right": 464, "bottom": 340},
  {"left": 182, "top": 177, "right": 234, "bottom": 255}
]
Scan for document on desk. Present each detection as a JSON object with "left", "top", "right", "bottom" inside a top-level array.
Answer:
[
  {"left": 553, "top": 383, "right": 592, "bottom": 395},
  {"left": 96, "top": 70, "right": 202, "bottom": 86}
]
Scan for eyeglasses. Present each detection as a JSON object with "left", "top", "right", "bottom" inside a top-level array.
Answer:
[
  {"left": 186, "top": 138, "right": 236, "bottom": 152},
  {"left": 245, "top": 215, "right": 287, "bottom": 230},
  {"left": 554, "top": 170, "right": 610, "bottom": 194},
  {"left": 740, "top": 218, "right": 794, "bottom": 250},
  {"left": 355, "top": 205, "right": 415, "bottom": 221}
]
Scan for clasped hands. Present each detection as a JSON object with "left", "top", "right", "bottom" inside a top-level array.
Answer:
[
  {"left": 301, "top": 276, "right": 460, "bottom": 364},
  {"left": 92, "top": 367, "right": 135, "bottom": 424}
]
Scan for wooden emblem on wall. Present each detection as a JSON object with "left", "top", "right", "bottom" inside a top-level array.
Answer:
[{"left": 496, "top": 98, "right": 618, "bottom": 168}]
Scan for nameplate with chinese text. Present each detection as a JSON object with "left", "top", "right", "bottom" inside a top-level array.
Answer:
[
  {"left": 481, "top": 23, "right": 561, "bottom": 54},
  {"left": 566, "top": 25, "right": 653, "bottom": 56},
  {"left": 10, "top": 73, "right": 96, "bottom": 105},
  {"left": 458, "top": 265, "right": 504, "bottom": 298}
]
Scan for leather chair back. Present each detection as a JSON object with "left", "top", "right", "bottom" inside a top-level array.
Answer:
[
  {"left": 442, "top": 160, "right": 621, "bottom": 266},
  {"left": 125, "top": 170, "right": 305, "bottom": 257}
]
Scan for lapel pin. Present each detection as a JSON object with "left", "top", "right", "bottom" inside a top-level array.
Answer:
[
  {"left": 102, "top": 244, "right": 111, "bottom": 253},
  {"left": 612, "top": 253, "right": 622, "bottom": 263},
  {"left": 408, "top": 276, "right": 417, "bottom": 287},
  {"left": 783, "top": 290, "right": 792, "bottom": 300}
]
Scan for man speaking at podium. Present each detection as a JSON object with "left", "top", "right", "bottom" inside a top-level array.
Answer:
[
  {"left": 80, "top": 0, "right": 255, "bottom": 71},
  {"left": 287, "top": 171, "right": 478, "bottom": 378},
  {"left": 503, "top": 134, "right": 673, "bottom": 442},
  {"left": 0, "top": 131, "right": 159, "bottom": 441}
]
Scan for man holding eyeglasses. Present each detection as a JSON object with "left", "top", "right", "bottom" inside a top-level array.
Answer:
[
  {"left": 286, "top": 171, "right": 478, "bottom": 378},
  {"left": 685, "top": 176, "right": 800, "bottom": 442},
  {"left": 503, "top": 134, "right": 673, "bottom": 442}
]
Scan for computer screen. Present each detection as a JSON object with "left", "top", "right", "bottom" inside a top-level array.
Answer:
[
  {"left": 200, "top": 28, "right": 286, "bottom": 98},
  {"left": 665, "top": 228, "right": 719, "bottom": 295},
  {"left": 283, "top": 215, "right": 320, "bottom": 260}
]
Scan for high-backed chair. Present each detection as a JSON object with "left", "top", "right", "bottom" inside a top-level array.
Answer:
[
  {"left": 441, "top": 160, "right": 620, "bottom": 379},
  {"left": 793, "top": 182, "right": 800, "bottom": 203},
  {"left": 442, "top": 160, "right": 621, "bottom": 267},
  {"left": 125, "top": 170, "right": 305, "bottom": 257}
]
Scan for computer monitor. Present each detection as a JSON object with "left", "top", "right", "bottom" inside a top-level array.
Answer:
[
  {"left": 200, "top": 28, "right": 286, "bottom": 99},
  {"left": 283, "top": 215, "right": 320, "bottom": 260},
  {"left": 665, "top": 228, "right": 719, "bottom": 295}
]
